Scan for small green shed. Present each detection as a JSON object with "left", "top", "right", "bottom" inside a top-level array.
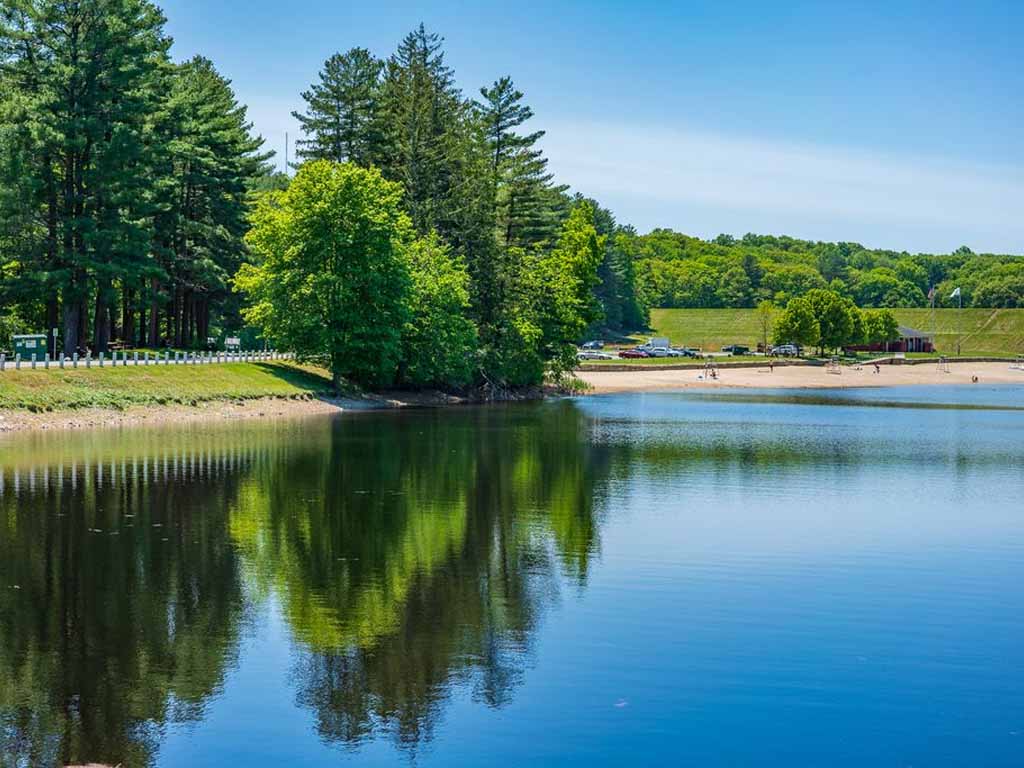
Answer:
[{"left": 13, "top": 334, "right": 47, "bottom": 361}]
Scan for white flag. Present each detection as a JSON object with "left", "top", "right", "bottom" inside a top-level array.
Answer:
[{"left": 949, "top": 286, "right": 961, "bottom": 299}]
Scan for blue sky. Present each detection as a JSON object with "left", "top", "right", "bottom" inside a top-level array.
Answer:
[{"left": 159, "top": 0, "right": 1023, "bottom": 253}]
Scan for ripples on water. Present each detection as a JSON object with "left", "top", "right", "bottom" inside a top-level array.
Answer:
[{"left": 0, "top": 385, "right": 1022, "bottom": 767}]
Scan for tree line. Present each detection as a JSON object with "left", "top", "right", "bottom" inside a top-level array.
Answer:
[
  {"left": 770, "top": 290, "right": 900, "bottom": 355},
  {"left": 245, "top": 26, "right": 645, "bottom": 389},
  {"left": 0, "top": 0, "right": 272, "bottom": 356},
  {"left": 0, "top": 8, "right": 648, "bottom": 390},
  {"left": 629, "top": 231, "right": 1024, "bottom": 311}
]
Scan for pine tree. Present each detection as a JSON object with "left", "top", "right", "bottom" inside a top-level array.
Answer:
[
  {"left": 150, "top": 56, "right": 270, "bottom": 347},
  {"left": 375, "top": 26, "right": 496, "bottom": 325},
  {"left": 475, "top": 77, "right": 566, "bottom": 251},
  {"left": 292, "top": 48, "right": 382, "bottom": 166},
  {"left": 0, "top": 0, "right": 171, "bottom": 354},
  {"left": 375, "top": 25, "right": 463, "bottom": 235}
]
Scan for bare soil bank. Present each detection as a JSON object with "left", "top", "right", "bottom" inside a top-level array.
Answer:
[{"left": 0, "top": 388, "right": 545, "bottom": 434}]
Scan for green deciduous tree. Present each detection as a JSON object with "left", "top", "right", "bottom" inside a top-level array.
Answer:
[
  {"left": 400, "top": 233, "right": 478, "bottom": 388},
  {"left": 236, "top": 161, "right": 412, "bottom": 389},
  {"left": 774, "top": 297, "right": 820, "bottom": 350},
  {"left": 717, "top": 265, "right": 753, "bottom": 307},
  {"left": 485, "top": 201, "right": 603, "bottom": 386},
  {"left": 532, "top": 201, "right": 605, "bottom": 377},
  {"left": 803, "top": 288, "right": 857, "bottom": 353},
  {"left": 863, "top": 308, "right": 900, "bottom": 350}
]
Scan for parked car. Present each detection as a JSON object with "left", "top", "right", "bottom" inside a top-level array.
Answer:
[
  {"left": 721, "top": 344, "right": 750, "bottom": 356},
  {"left": 581, "top": 340, "right": 604, "bottom": 350},
  {"left": 676, "top": 347, "right": 701, "bottom": 358},
  {"left": 577, "top": 350, "right": 614, "bottom": 361},
  {"left": 646, "top": 346, "right": 671, "bottom": 358},
  {"left": 618, "top": 349, "right": 649, "bottom": 359},
  {"left": 771, "top": 344, "right": 801, "bottom": 357}
]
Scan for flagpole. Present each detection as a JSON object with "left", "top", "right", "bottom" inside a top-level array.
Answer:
[
  {"left": 949, "top": 286, "right": 962, "bottom": 357},
  {"left": 957, "top": 289, "right": 962, "bottom": 357},
  {"left": 950, "top": 290, "right": 958, "bottom": 360},
  {"left": 929, "top": 285, "right": 936, "bottom": 355}
]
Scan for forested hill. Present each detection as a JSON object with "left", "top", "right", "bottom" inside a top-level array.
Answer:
[{"left": 623, "top": 230, "right": 1024, "bottom": 312}]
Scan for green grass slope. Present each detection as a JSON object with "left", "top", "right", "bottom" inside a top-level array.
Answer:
[
  {"left": 0, "top": 362, "right": 334, "bottom": 412},
  {"left": 645, "top": 308, "right": 1024, "bottom": 357}
]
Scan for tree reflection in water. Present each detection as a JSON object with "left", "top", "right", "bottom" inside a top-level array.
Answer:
[
  {"left": 0, "top": 430, "right": 252, "bottom": 768},
  {"left": 0, "top": 402, "right": 608, "bottom": 765},
  {"left": 229, "top": 403, "right": 607, "bottom": 750}
]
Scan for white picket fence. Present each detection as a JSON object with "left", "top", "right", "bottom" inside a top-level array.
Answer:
[{"left": 0, "top": 349, "right": 294, "bottom": 372}]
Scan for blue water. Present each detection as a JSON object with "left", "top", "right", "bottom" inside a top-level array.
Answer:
[{"left": 1, "top": 385, "right": 1022, "bottom": 766}]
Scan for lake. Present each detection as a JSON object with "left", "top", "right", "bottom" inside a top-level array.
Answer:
[{"left": 1, "top": 386, "right": 1023, "bottom": 767}]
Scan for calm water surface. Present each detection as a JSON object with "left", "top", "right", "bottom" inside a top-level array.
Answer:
[{"left": 1, "top": 386, "right": 1023, "bottom": 767}]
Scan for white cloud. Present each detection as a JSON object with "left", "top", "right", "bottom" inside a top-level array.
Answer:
[{"left": 541, "top": 121, "right": 1024, "bottom": 253}]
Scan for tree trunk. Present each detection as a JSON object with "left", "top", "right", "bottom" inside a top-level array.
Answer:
[
  {"left": 138, "top": 296, "right": 146, "bottom": 348},
  {"left": 149, "top": 278, "right": 161, "bottom": 346},
  {"left": 77, "top": 301, "right": 88, "bottom": 354},
  {"left": 196, "top": 296, "right": 210, "bottom": 343},
  {"left": 62, "top": 297, "right": 79, "bottom": 357},
  {"left": 92, "top": 280, "right": 111, "bottom": 354},
  {"left": 121, "top": 287, "right": 133, "bottom": 347},
  {"left": 182, "top": 291, "right": 193, "bottom": 346},
  {"left": 172, "top": 287, "right": 183, "bottom": 347}
]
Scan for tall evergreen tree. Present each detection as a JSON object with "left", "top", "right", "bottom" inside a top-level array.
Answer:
[
  {"left": 475, "top": 77, "right": 565, "bottom": 251},
  {"left": 375, "top": 25, "right": 463, "bottom": 235},
  {"left": 0, "top": 0, "right": 170, "bottom": 354},
  {"left": 150, "top": 56, "right": 270, "bottom": 347},
  {"left": 573, "top": 197, "right": 648, "bottom": 333},
  {"left": 292, "top": 48, "right": 382, "bottom": 166},
  {"left": 375, "top": 26, "right": 496, "bottom": 325}
]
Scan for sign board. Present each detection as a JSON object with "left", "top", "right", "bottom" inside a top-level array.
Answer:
[
  {"left": 225, "top": 337, "right": 241, "bottom": 349},
  {"left": 13, "top": 334, "right": 48, "bottom": 361}
]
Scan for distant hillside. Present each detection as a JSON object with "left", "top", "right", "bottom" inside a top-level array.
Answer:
[
  {"left": 647, "top": 308, "right": 1024, "bottom": 357},
  {"left": 620, "top": 230, "right": 1024, "bottom": 310}
]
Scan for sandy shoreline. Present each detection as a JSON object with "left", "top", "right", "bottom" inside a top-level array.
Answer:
[
  {"left": 0, "top": 390, "right": 475, "bottom": 434},
  {"left": 1, "top": 362, "right": 1021, "bottom": 433},
  {"left": 577, "top": 361, "right": 1024, "bottom": 393}
]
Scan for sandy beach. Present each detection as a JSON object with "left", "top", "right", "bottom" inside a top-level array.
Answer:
[{"left": 578, "top": 361, "right": 1024, "bottom": 393}]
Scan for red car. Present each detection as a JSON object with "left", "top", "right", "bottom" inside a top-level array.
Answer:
[{"left": 618, "top": 349, "right": 649, "bottom": 359}]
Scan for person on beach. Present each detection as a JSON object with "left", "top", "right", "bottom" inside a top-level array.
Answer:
[
  {"left": 769, "top": 361, "right": 774, "bottom": 373},
  {"left": 874, "top": 363, "right": 880, "bottom": 374}
]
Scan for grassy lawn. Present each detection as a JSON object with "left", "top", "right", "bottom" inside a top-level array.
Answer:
[
  {"left": 0, "top": 361, "right": 334, "bottom": 412},
  {"left": 643, "top": 308, "right": 1024, "bottom": 357}
]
